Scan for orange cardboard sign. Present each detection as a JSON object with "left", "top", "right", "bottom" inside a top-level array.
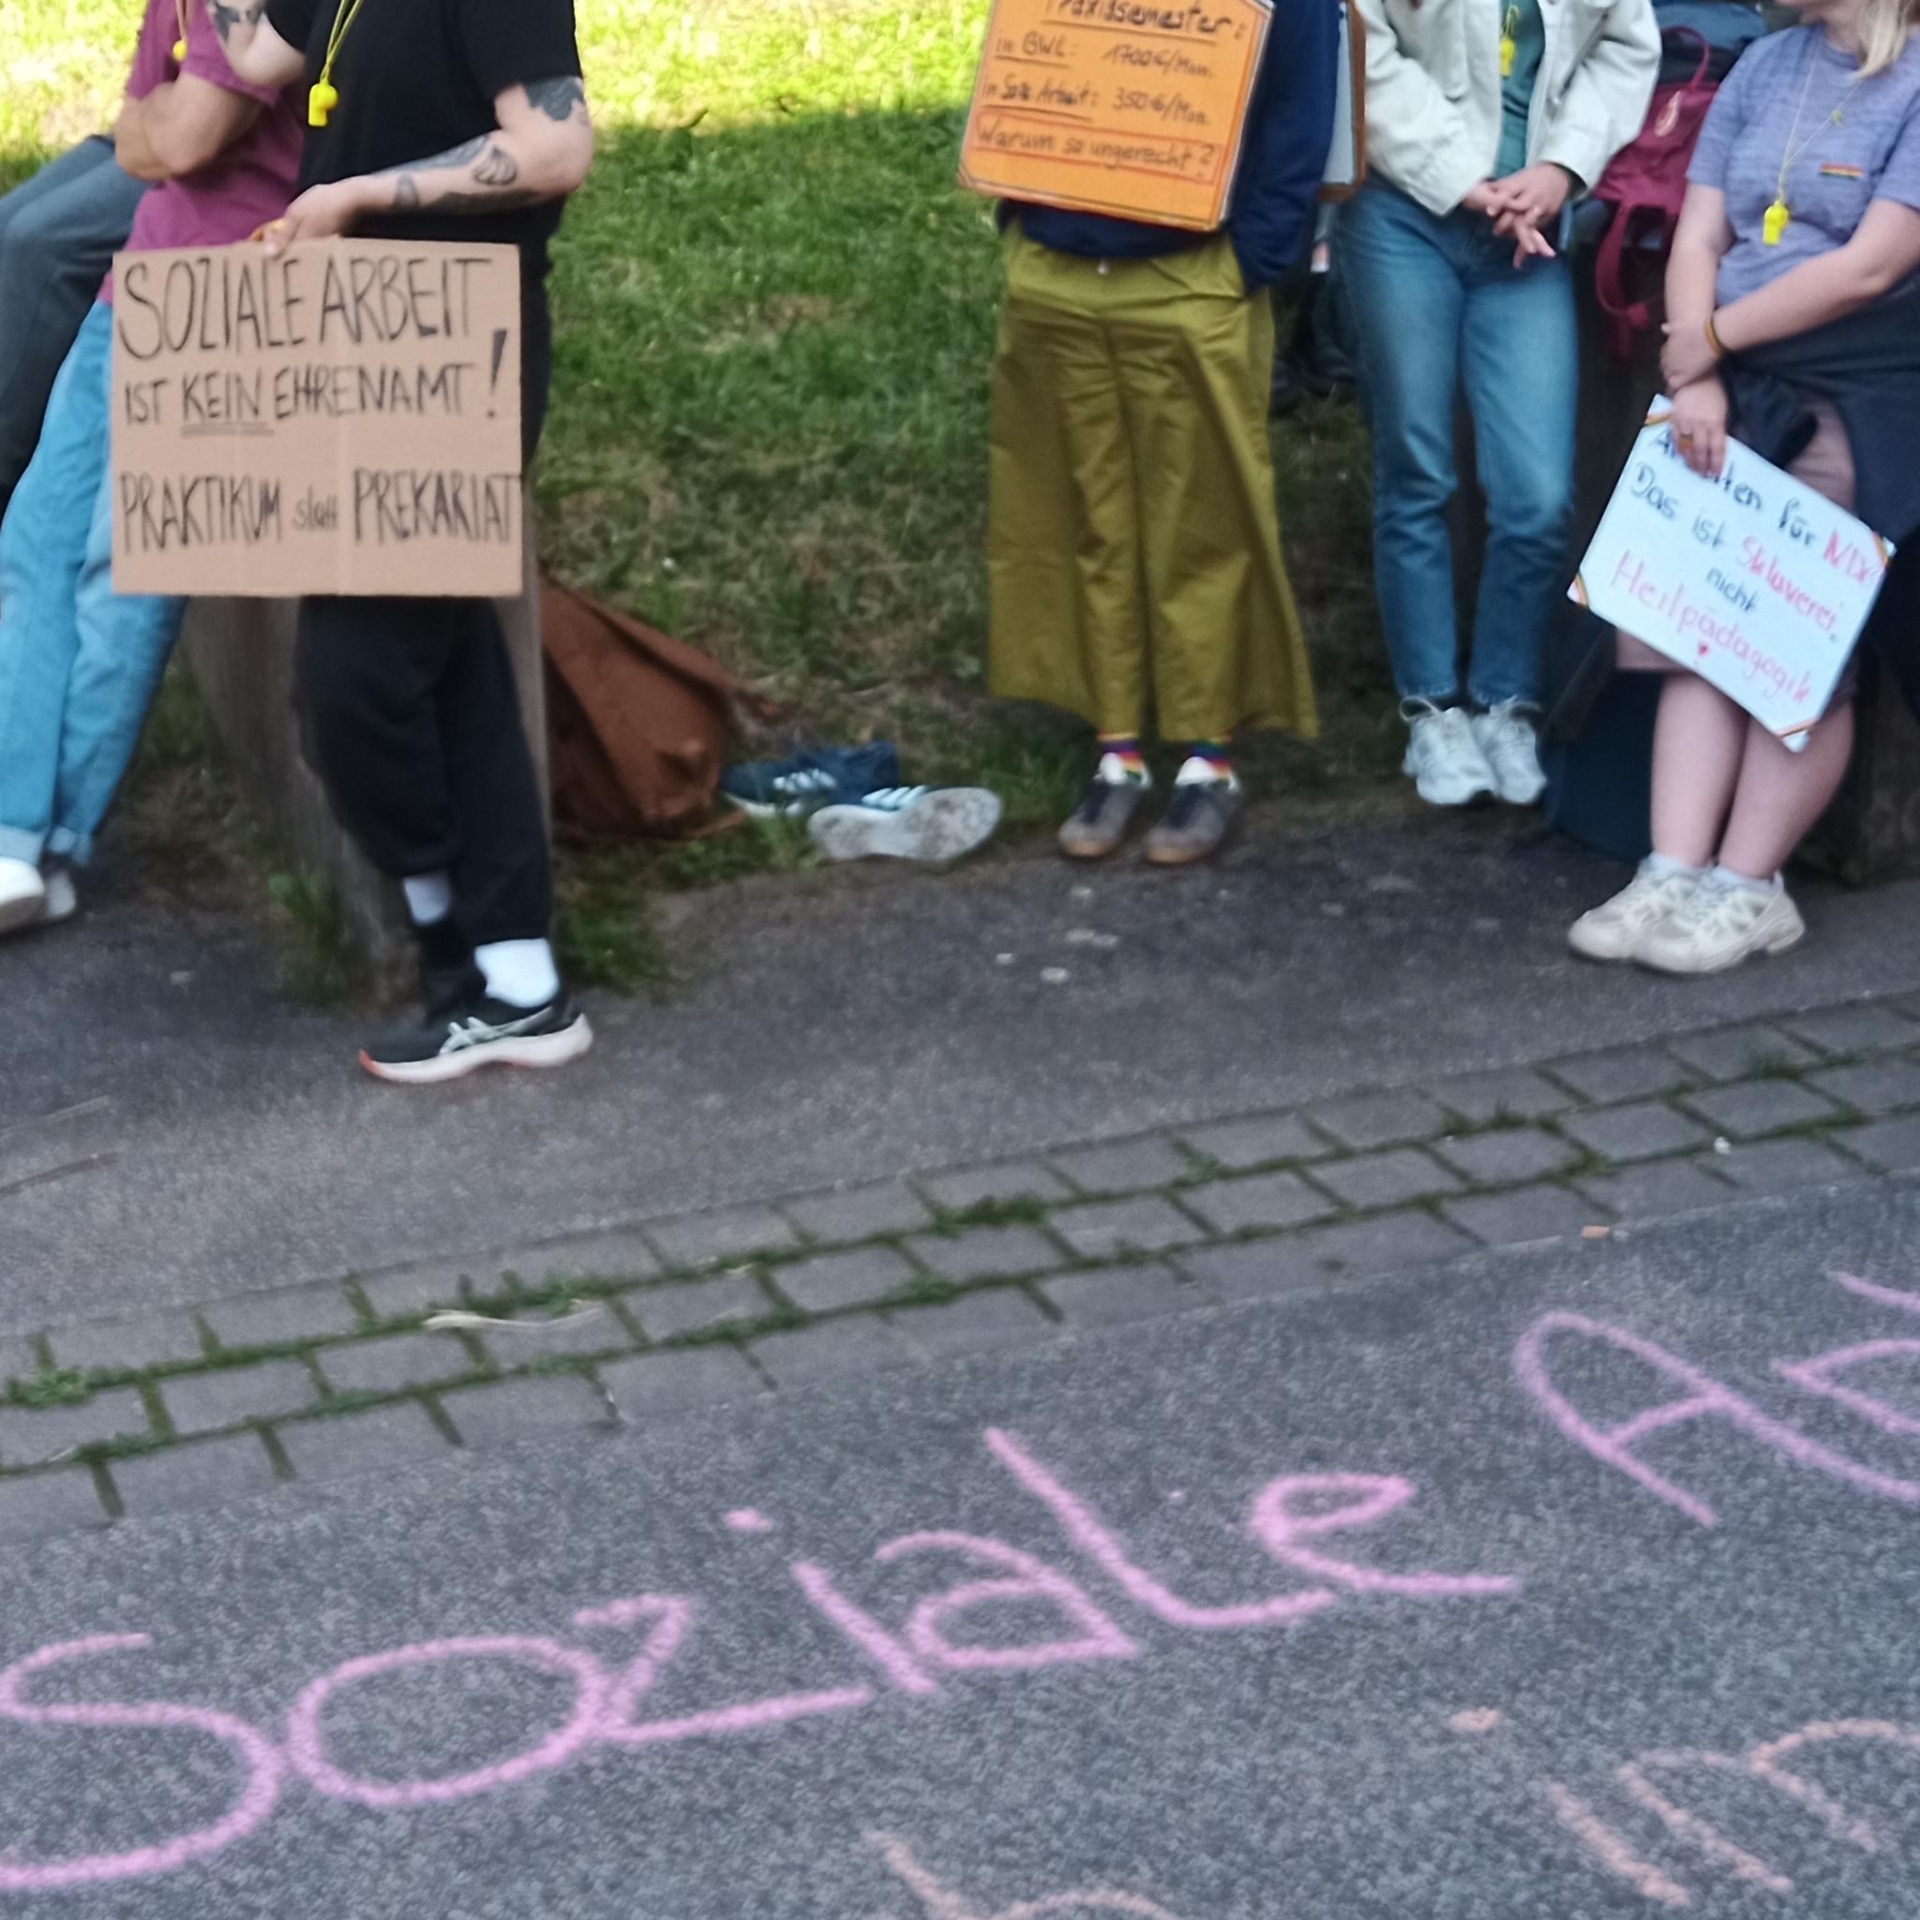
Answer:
[
  {"left": 111, "top": 239, "right": 522, "bottom": 599},
  {"left": 959, "top": 0, "right": 1273, "bottom": 232}
]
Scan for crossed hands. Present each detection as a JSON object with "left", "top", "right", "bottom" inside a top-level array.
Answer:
[{"left": 1463, "top": 164, "right": 1575, "bottom": 269}]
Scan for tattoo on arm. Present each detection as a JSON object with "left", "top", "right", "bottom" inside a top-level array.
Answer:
[
  {"left": 524, "top": 76, "right": 588, "bottom": 123},
  {"left": 391, "top": 174, "right": 421, "bottom": 211},
  {"left": 471, "top": 143, "right": 520, "bottom": 187},
  {"left": 208, "top": 0, "right": 266, "bottom": 42},
  {"left": 375, "top": 133, "right": 489, "bottom": 177}
]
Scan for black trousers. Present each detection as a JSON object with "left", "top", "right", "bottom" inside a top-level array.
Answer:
[
  {"left": 0, "top": 137, "right": 146, "bottom": 522},
  {"left": 294, "top": 268, "right": 554, "bottom": 947}
]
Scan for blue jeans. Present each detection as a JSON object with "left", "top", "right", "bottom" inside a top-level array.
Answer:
[
  {"left": 1339, "top": 182, "right": 1576, "bottom": 709},
  {"left": 0, "top": 302, "right": 184, "bottom": 868}
]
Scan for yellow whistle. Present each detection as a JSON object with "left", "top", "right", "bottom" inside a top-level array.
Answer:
[
  {"left": 307, "top": 80, "right": 339, "bottom": 128},
  {"left": 1500, "top": 35, "right": 1516, "bottom": 76},
  {"left": 172, "top": 36, "right": 187, "bottom": 60},
  {"left": 1763, "top": 198, "right": 1790, "bottom": 246}
]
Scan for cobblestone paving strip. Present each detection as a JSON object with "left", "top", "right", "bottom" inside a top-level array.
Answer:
[{"left": 5, "top": 992, "right": 1917, "bottom": 1534}]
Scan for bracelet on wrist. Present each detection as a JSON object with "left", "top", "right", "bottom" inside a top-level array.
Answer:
[{"left": 1705, "top": 311, "right": 1727, "bottom": 359}]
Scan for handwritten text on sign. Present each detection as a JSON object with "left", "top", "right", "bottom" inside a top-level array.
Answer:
[
  {"left": 959, "top": 0, "right": 1273, "bottom": 230},
  {"left": 1572, "top": 407, "right": 1893, "bottom": 744},
  {"left": 111, "top": 240, "right": 522, "bottom": 599}
]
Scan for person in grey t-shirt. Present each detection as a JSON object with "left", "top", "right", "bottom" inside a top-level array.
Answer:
[{"left": 1569, "top": 0, "right": 1920, "bottom": 979}]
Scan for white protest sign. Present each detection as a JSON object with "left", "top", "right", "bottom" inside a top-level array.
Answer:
[{"left": 1572, "top": 404, "right": 1893, "bottom": 747}]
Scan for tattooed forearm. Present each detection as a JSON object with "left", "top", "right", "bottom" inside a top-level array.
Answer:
[
  {"left": 208, "top": 0, "right": 266, "bottom": 41},
  {"left": 391, "top": 174, "right": 421, "bottom": 211},
  {"left": 524, "top": 76, "right": 589, "bottom": 124}
]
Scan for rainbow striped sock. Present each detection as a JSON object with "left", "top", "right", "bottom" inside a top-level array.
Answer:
[
  {"left": 1096, "top": 734, "right": 1149, "bottom": 783},
  {"left": 1188, "top": 741, "right": 1234, "bottom": 779}
]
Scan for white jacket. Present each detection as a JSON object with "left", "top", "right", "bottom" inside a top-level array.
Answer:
[{"left": 1351, "top": 0, "right": 1661, "bottom": 217}]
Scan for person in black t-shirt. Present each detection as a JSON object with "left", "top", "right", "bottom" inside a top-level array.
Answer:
[{"left": 209, "top": 0, "right": 593, "bottom": 1085}]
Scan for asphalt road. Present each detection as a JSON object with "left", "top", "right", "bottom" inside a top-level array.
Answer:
[
  {"left": 6, "top": 817, "right": 1920, "bottom": 1326},
  {"left": 4, "top": 1185, "right": 1918, "bottom": 1917}
]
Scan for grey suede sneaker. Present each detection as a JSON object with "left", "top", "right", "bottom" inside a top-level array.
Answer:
[
  {"left": 1144, "top": 768, "right": 1242, "bottom": 867},
  {"left": 1058, "top": 760, "right": 1153, "bottom": 861}
]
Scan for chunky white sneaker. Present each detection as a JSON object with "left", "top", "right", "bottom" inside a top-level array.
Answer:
[
  {"left": 1471, "top": 702, "right": 1548, "bottom": 807},
  {"left": 1638, "top": 877, "right": 1806, "bottom": 976},
  {"left": 1401, "top": 702, "right": 1496, "bottom": 808},
  {"left": 0, "top": 857, "right": 47, "bottom": 936},
  {"left": 1568, "top": 862, "right": 1700, "bottom": 963}
]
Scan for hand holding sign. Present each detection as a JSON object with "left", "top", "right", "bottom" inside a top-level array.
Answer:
[
  {"left": 1572, "top": 405, "right": 1894, "bottom": 748},
  {"left": 110, "top": 238, "right": 522, "bottom": 599}
]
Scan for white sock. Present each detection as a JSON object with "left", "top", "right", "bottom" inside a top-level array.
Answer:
[
  {"left": 1641, "top": 853, "right": 1705, "bottom": 881},
  {"left": 402, "top": 872, "right": 454, "bottom": 927},
  {"left": 1173, "top": 755, "right": 1239, "bottom": 789},
  {"left": 475, "top": 938, "right": 560, "bottom": 1009},
  {"left": 1706, "top": 863, "right": 1778, "bottom": 894}
]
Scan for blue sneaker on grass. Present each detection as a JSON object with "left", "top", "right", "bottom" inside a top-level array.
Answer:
[{"left": 722, "top": 743, "right": 902, "bottom": 818}]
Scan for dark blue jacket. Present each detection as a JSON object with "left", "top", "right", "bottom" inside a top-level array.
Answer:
[{"left": 1007, "top": 0, "right": 1340, "bottom": 293}]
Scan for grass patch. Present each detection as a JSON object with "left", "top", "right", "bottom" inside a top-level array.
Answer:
[
  {"left": 267, "top": 872, "right": 371, "bottom": 1008},
  {"left": 925, "top": 1194, "right": 1052, "bottom": 1233},
  {"left": 12, "top": 1366, "right": 90, "bottom": 1410}
]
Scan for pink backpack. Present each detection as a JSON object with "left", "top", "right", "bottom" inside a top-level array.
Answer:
[{"left": 1591, "top": 28, "right": 1719, "bottom": 361}]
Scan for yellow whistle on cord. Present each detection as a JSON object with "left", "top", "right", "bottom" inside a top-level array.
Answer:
[
  {"left": 308, "top": 81, "right": 339, "bottom": 128},
  {"left": 1501, "top": 7, "right": 1518, "bottom": 76},
  {"left": 172, "top": 37, "right": 188, "bottom": 60},
  {"left": 1763, "top": 198, "right": 1791, "bottom": 246}
]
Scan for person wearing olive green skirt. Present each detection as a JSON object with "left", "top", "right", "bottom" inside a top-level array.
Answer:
[{"left": 986, "top": 2, "right": 1339, "bottom": 866}]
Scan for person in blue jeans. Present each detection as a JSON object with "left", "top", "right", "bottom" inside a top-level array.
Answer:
[
  {"left": 1342, "top": 0, "right": 1658, "bottom": 808},
  {"left": 0, "top": 137, "right": 147, "bottom": 527},
  {"left": 0, "top": 0, "right": 301, "bottom": 937}
]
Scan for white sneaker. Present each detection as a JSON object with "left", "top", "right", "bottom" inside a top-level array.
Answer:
[
  {"left": 1471, "top": 702, "right": 1548, "bottom": 807},
  {"left": 1638, "top": 876, "right": 1806, "bottom": 976},
  {"left": 808, "top": 786, "right": 1003, "bottom": 865},
  {"left": 0, "top": 857, "right": 47, "bottom": 937},
  {"left": 1401, "top": 702, "right": 1496, "bottom": 807},
  {"left": 1568, "top": 861, "right": 1700, "bottom": 963},
  {"left": 40, "top": 866, "right": 77, "bottom": 924}
]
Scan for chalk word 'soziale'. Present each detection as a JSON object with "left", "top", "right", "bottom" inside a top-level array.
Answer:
[{"left": 0, "top": 1430, "right": 1515, "bottom": 1895}]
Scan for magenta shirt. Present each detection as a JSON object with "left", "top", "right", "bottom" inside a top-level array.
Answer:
[{"left": 104, "top": 0, "right": 305, "bottom": 297}]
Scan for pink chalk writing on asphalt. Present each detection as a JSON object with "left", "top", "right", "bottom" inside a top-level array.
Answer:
[
  {"left": 1776, "top": 1339, "right": 1920, "bottom": 1437},
  {"left": 876, "top": 1532, "right": 1141, "bottom": 1673},
  {"left": 984, "top": 1428, "right": 1340, "bottom": 1630},
  {"left": 868, "top": 1830, "right": 1189, "bottom": 1919},
  {"left": 1831, "top": 1270, "right": 1920, "bottom": 1316},
  {"left": 1544, "top": 1782, "right": 1693, "bottom": 1910},
  {"left": 571, "top": 1592, "right": 871, "bottom": 1743},
  {"left": 0, "top": 1636, "right": 285, "bottom": 1894},
  {"left": 1514, "top": 1311, "right": 1920, "bottom": 1525},
  {"left": 1247, "top": 1474, "right": 1521, "bottom": 1599},
  {"left": 793, "top": 1559, "right": 943, "bottom": 1695},
  {"left": 726, "top": 1508, "right": 775, "bottom": 1533},
  {"left": 283, "top": 1635, "right": 607, "bottom": 1810},
  {"left": 1554, "top": 1714, "right": 1920, "bottom": 1905}
]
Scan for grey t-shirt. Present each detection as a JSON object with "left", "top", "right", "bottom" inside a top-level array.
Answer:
[{"left": 1689, "top": 25, "right": 1920, "bottom": 305}]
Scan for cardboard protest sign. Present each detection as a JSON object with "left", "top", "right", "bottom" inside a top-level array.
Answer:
[
  {"left": 958, "top": 0, "right": 1275, "bottom": 231},
  {"left": 1572, "top": 404, "right": 1893, "bottom": 747},
  {"left": 111, "top": 238, "right": 522, "bottom": 599}
]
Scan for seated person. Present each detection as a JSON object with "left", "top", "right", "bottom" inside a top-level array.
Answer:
[
  {"left": 0, "top": 0, "right": 302, "bottom": 935},
  {"left": 0, "top": 131, "right": 146, "bottom": 525}
]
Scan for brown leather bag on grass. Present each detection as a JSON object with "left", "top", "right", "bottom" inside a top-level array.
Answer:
[{"left": 541, "top": 571, "right": 766, "bottom": 842}]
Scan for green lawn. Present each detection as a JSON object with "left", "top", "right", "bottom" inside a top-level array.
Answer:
[{"left": 2, "top": 0, "right": 1396, "bottom": 985}]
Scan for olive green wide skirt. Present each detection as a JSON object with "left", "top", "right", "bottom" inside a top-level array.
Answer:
[{"left": 986, "top": 228, "right": 1316, "bottom": 743}]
